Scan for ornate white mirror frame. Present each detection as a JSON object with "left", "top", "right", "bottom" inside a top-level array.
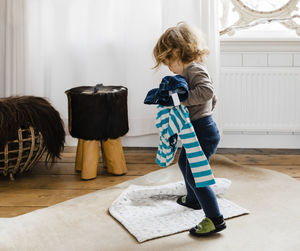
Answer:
[{"left": 220, "top": 0, "right": 300, "bottom": 36}]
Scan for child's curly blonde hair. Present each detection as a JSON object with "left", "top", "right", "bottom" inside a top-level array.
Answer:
[{"left": 153, "top": 22, "right": 209, "bottom": 69}]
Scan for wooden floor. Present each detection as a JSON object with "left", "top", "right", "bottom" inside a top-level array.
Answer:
[{"left": 0, "top": 147, "right": 299, "bottom": 217}]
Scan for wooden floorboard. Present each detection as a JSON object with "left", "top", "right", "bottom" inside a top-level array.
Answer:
[
  {"left": 0, "top": 147, "right": 299, "bottom": 217},
  {"left": 32, "top": 163, "right": 160, "bottom": 176},
  {"left": 0, "top": 188, "right": 95, "bottom": 206},
  {"left": 0, "top": 174, "right": 138, "bottom": 190}
]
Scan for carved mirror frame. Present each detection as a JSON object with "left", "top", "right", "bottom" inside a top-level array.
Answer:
[{"left": 220, "top": 0, "right": 300, "bottom": 36}]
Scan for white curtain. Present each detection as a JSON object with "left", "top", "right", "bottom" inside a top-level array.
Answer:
[
  {"left": 0, "top": 0, "right": 25, "bottom": 96},
  {"left": 1, "top": 0, "right": 221, "bottom": 138}
]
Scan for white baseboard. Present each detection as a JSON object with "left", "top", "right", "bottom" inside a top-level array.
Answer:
[
  {"left": 66, "top": 133, "right": 300, "bottom": 149},
  {"left": 65, "top": 134, "right": 160, "bottom": 147},
  {"left": 220, "top": 132, "right": 300, "bottom": 149},
  {"left": 65, "top": 136, "right": 78, "bottom": 146}
]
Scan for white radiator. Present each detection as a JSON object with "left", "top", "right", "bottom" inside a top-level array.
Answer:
[{"left": 220, "top": 67, "right": 300, "bottom": 134}]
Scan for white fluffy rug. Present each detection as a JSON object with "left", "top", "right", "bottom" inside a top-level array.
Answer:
[{"left": 109, "top": 179, "right": 249, "bottom": 242}]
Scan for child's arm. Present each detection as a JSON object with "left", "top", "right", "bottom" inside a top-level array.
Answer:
[{"left": 182, "top": 65, "right": 214, "bottom": 106}]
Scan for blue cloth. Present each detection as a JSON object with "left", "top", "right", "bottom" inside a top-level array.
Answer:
[
  {"left": 178, "top": 115, "right": 221, "bottom": 218},
  {"left": 155, "top": 104, "right": 215, "bottom": 188},
  {"left": 144, "top": 75, "right": 189, "bottom": 106}
]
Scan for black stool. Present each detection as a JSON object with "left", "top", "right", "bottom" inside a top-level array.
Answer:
[{"left": 65, "top": 84, "right": 128, "bottom": 179}]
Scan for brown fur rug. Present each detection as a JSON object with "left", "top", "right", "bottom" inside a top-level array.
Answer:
[{"left": 0, "top": 96, "right": 65, "bottom": 162}]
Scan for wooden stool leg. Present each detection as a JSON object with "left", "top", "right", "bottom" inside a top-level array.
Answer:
[
  {"left": 81, "top": 140, "right": 99, "bottom": 180},
  {"left": 75, "top": 139, "right": 84, "bottom": 172},
  {"left": 100, "top": 142, "right": 107, "bottom": 168},
  {"left": 101, "top": 138, "right": 127, "bottom": 175}
]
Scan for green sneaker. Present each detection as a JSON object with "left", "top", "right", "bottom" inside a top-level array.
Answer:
[
  {"left": 189, "top": 217, "right": 226, "bottom": 237},
  {"left": 176, "top": 195, "right": 202, "bottom": 210}
]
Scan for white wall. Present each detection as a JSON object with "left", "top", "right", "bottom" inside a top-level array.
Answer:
[
  {"left": 0, "top": 3, "right": 5, "bottom": 96},
  {"left": 220, "top": 39, "right": 300, "bottom": 148}
]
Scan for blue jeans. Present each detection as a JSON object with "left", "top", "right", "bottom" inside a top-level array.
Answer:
[{"left": 178, "top": 115, "right": 221, "bottom": 218}]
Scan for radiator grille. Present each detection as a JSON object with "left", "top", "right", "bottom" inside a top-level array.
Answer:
[{"left": 221, "top": 68, "right": 300, "bottom": 134}]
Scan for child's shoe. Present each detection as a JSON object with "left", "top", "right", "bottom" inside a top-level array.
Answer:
[
  {"left": 189, "top": 216, "right": 226, "bottom": 237},
  {"left": 176, "top": 195, "right": 201, "bottom": 210}
]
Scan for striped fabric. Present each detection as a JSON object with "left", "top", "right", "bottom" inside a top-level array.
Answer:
[{"left": 155, "top": 104, "right": 215, "bottom": 188}]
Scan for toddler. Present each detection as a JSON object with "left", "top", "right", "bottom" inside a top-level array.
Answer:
[{"left": 153, "top": 22, "right": 226, "bottom": 236}]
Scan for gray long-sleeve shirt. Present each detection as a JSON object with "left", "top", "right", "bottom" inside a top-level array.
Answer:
[{"left": 182, "top": 62, "right": 217, "bottom": 121}]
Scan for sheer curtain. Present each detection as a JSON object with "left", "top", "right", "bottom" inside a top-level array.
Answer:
[
  {"left": 0, "top": 0, "right": 25, "bottom": 96},
  {"left": 1, "top": 0, "right": 221, "bottom": 144}
]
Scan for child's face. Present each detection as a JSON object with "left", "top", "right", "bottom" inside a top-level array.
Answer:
[{"left": 166, "top": 59, "right": 184, "bottom": 75}]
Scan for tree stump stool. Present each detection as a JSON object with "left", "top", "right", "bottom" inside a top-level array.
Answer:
[{"left": 65, "top": 84, "right": 128, "bottom": 180}]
